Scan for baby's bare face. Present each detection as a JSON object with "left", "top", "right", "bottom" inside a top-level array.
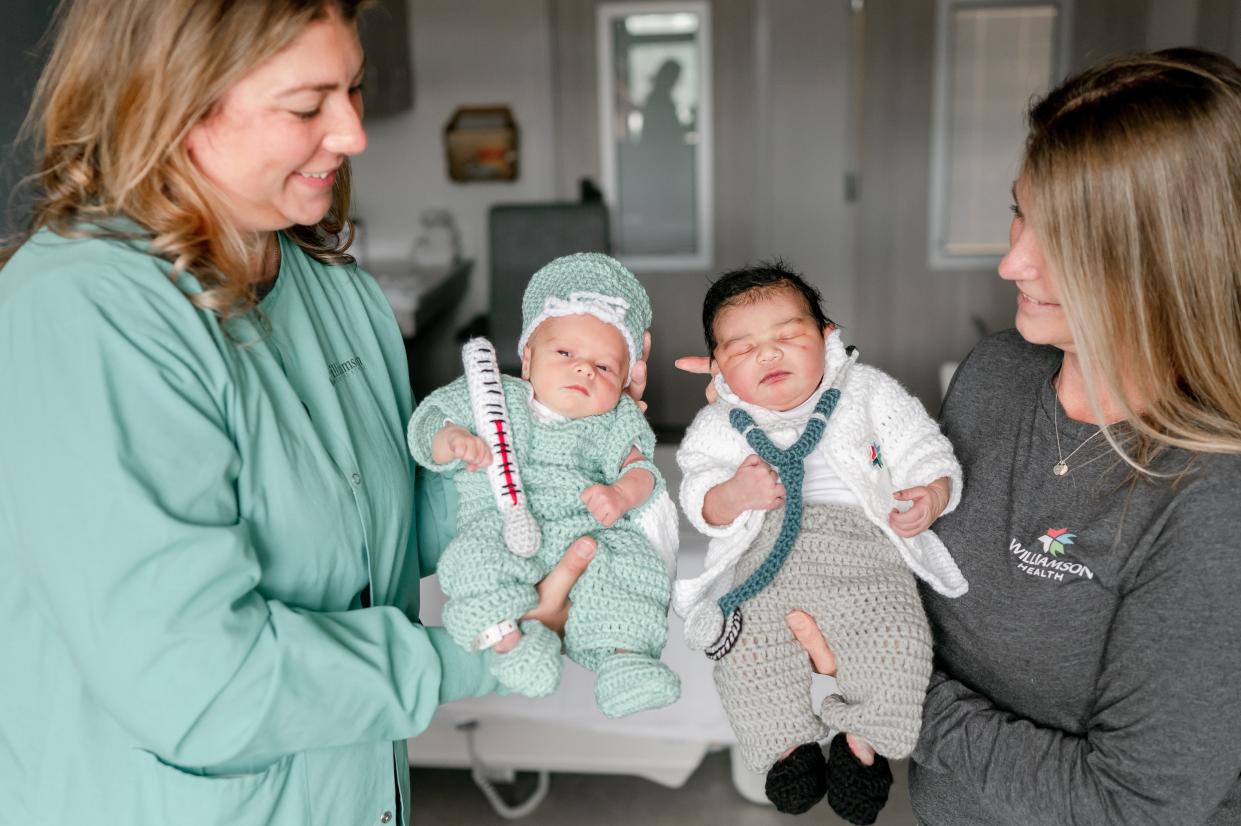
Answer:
[
  {"left": 522, "top": 314, "right": 628, "bottom": 418},
  {"left": 712, "top": 290, "right": 827, "bottom": 411}
]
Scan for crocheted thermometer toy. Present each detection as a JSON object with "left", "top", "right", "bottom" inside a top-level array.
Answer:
[{"left": 462, "top": 337, "right": 540, "bottom": 558}]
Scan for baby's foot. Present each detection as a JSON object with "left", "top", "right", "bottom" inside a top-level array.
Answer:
[
  {"left": 846, "top": 733, "right": 876, "bottom": 765},
  {"left": 488, "top": 620, "right": 562, "bottom": 697},
  {"left": 593, "top": 653, "right": 680, "bottom": 718},
  {"left": 764, "top": 742, "right": 827, "bottom": 814},
  {"left": 824, "top": 732, "right": 892, "bottom": 826}
]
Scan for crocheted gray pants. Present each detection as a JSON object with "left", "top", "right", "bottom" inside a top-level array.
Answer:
[{"left": 713, "top": 504, "right": 932, "bottom": 772}]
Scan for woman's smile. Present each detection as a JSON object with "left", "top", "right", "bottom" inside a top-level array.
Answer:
[
  {"left": 1017, "top": 289, "right": 1061, "bottom": 310},
  {"left": 293, "top": 168, "right": 338, "bottom": 188}
]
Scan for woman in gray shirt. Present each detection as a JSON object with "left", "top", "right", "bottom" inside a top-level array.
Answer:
[{"left": 787, "top": 48, "right": 1241, "bottom": 825}]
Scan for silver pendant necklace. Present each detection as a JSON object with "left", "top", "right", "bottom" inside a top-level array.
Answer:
[{"left": 1052, "top": 394, "right": 1104, "bottom": 477}]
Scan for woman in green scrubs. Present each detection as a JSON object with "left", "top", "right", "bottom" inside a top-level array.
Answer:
[{"left": 0, "top": 2, "right": 629, "bottom": 824}]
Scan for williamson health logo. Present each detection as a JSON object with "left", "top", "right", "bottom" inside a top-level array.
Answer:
[
  {"left": 1037, "top": 527, "right": 1075, "bottom": 556},
  {"left": 1009, "top": 526, "right": 1094, "bottom": 583}
]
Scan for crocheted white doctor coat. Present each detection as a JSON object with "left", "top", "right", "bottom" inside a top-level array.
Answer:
[{"left": 674, "top": 330, "right": 968, "bottom": 649}]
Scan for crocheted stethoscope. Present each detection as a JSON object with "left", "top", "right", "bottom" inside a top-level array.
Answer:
[{"left": 705, "top": 386, "right": 842, "bottom": 661}]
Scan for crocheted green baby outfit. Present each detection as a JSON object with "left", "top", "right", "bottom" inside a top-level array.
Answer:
[{"left": 408, "top": 374, "right": 678, "bottom": 717}]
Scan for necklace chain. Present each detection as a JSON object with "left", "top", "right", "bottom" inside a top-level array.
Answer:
[{"left": 1052, "top": 382, "right": 1104, "bottom": 477}]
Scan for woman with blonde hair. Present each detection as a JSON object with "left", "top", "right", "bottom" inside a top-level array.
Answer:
[
  {"left": 767, "top": 48, "right": 1241, "bottom": 825},
  {"left": 0, "top": 2, "right": 614, "bottom": 824}
]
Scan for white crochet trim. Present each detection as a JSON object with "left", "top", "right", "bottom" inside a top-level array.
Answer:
[
  {"left": 517, "top": 292, "right": 639, "bottom": 386},
  {"left": 638, "top": 489, "right": 679, "bottom": 579},
  {"left": 462, "top": 337, "right": 541, "bottom": 558},
  {"left": 474, "top": 619, "right": 519, "bottom": 651}
]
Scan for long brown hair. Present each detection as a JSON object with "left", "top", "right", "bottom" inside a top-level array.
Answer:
[
  {"left": 1023, "top": 49, "right": 1241, "bottom": 469},
  {"left": 2, "top": 0, "right": 369, "bottom": 317}
]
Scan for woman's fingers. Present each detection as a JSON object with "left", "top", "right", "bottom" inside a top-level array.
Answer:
[
  {"left": 671, "top": 354, "right": 723, "bottom": 403},
  {"left": 846, "top": 733, "right": 876, "bottom": 767},
  {"left": 786, "top": 610, "right": 836, "bottom": 676},
  {"left": 674, "top": 355, "right": 711, "bottom": 374},
  {"left": 627, "top": 357, "right": 648, "bottom": 404},
  {"left": 524, "top": 535, "right": 597, "bottom": 636},
  {"left": 623, "top": 331, "right": 654, "bottom": 410}
]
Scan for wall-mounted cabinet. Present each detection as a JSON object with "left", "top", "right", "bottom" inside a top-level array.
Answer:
[{"left": 359, "top": 0, "right": 413, "bottom": 117}]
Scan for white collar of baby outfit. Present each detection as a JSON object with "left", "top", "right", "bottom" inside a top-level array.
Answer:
[
  {"left": 713, "top": 328, "right": 853, "bottom": 428},
  {"left": 519, "top": 380, "right": 569, "bottom": 424},
  {"left": 528, "top": 394, "right": 568, "bottom": 424}
]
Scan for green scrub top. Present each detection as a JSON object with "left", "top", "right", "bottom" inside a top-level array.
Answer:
[{"left": 0, "top": 227, "right": 497, "bottom": 826}]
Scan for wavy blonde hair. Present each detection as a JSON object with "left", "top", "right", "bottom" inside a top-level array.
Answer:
[
  {"left": 1, "top": 0, "right": 370, "bottom": 317},
  {"left": 1023, "top": 49, "right": 1241, "bottom": 470}
]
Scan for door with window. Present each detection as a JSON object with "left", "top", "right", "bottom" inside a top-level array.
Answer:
[{"left": 551, "top": 0, "right": 856, "bottom": 431}]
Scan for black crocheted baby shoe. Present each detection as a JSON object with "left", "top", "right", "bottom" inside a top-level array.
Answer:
[
  {"left": 823, "top": 733, "right": 893, "bottom": 825},
  {"left": 764, "top": 742, "right": 827, "bottom": 814}
]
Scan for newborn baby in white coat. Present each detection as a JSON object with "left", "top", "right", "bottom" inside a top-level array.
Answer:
[{"left": 674, "top": 261, "right": 967, "bottom": 824}]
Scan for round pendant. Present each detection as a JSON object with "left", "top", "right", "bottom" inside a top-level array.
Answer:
[{"left": 1053, "top": 461, "right": 1069, "bottom": 476}]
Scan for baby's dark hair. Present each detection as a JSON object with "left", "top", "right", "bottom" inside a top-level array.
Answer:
[{"left": 702, "top": 259, "right": 833, "bottom": 354}]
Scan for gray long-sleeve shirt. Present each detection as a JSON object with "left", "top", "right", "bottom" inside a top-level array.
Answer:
[{"left": 910, "top": 330, "right": 1241, "bottom": 826}]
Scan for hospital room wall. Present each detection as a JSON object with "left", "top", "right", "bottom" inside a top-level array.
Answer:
[
  {"left": 850, "top": 0, "right": 1152, "bottom": 408},
  {"left": 556, "top": 0, "right": 1241, "bottom": 422},
  {"left": 850, "top": 0, "right": 1241, "bottom": 406},
  {"left": 349, "top": 0, "right": 560, "bottom": 359},
  {"left": 549, "top": 0, "right": 857, "bottom": 433},
  {"left": 0, "top": 4, "right": 56, "bottom": 237}
]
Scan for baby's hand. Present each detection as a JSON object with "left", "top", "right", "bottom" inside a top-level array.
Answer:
[
  {"left": 703, "top": 455, "right": 786, "bottom": 525},
  {"left": 889, "top": 476, "right": 950, "bottom": 537},
  {"left": 582, "top": 483, "right": 630, "bottom": 527},
  {"left": 431, "top": 424, "right": 491, "bottom": 471}
]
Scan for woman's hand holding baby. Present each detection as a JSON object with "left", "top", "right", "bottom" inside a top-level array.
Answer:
[
  {"left": 785, "top": 610, "right": 877, "bottom": 766},
  {"left": 431, "top": 424, "right": 492, "bottom": 471},
  {"left": 624, "top": 330, "right": 654, "bottom": 412},
  {"left": 888, "top": 476, "right": 950, "bottom": 537},
  {"left": 702, "top": 454, "right": 786, "bottom": 526}
]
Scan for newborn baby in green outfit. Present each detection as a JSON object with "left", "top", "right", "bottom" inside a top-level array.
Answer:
[{"left": 407, "top": 253, "right": 680, "bottom": 717}]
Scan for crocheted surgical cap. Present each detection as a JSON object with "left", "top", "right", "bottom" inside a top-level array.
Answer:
[{"left": 517, "top": 253, "right": 651, "bottom": 384}]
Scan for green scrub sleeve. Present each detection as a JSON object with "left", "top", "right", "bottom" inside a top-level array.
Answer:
[
  {"left": 2, "top": 266, "right": 466, "bottom": 771},
  {"left": 414, "top": 466, "right": 457, "bottom": 577}
]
